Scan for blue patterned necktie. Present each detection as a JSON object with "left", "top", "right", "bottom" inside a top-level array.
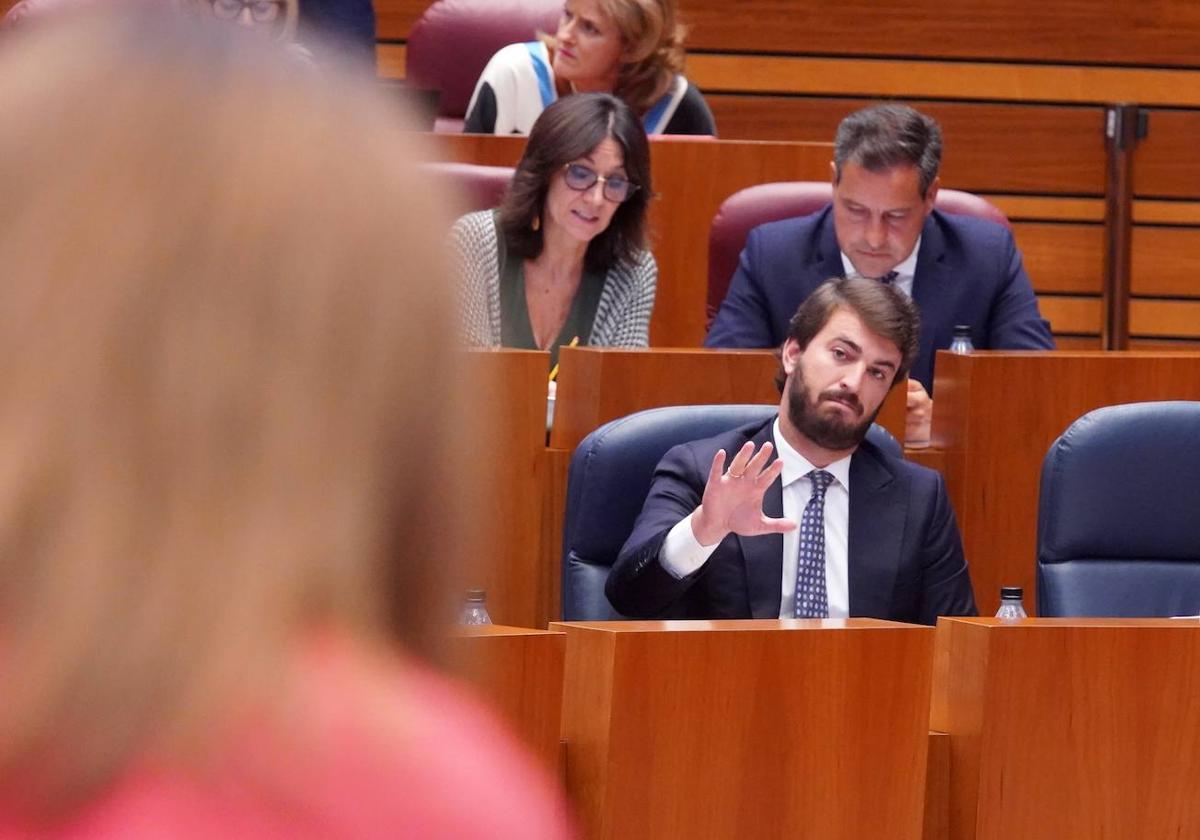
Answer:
[
  {"left": 878, "top": 271, "right": 898, "bottom": 285},
  {"left": 795, "top": 469, "right": 834, "bottom": 618}
]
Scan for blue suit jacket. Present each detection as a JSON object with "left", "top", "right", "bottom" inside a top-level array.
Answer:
[
  {"left": 704, "top": 206, "right": 1055, "bottom": 392},
  {"left": 605, "top": 418, "right": 978, "bottom": 625}
]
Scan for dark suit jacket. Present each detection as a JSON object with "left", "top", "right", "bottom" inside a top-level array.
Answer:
[
  {"left": 704, "top": 206, "right": 1055, "bottom": 392},
  {"left": 605, "top": 417, "right": 978, "bottom": 625}
]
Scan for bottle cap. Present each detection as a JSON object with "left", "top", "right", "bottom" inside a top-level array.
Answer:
[
  {"left": 953, "top": 325, "right": 972, "bottom": 336},
  {"left": 466, "top": 588, "right": 486, "bottom": 601},
  {"left": 1000, "top": 586, "right": 1023, "bottom": 599}
]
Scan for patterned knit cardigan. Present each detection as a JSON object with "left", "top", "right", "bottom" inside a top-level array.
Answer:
[{"left": 450, "top": 210, "right": 657, "bottom": 347}]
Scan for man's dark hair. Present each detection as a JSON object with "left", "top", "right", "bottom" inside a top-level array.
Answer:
[
  {"left": 498, "top": 93, "right": 652, "bottom": 274},
  {"left": 833, "top": 103, "right": 942, "bottom": 197},
  {"left": 774, "top": 276, "right": 921, "bottom": 392}
]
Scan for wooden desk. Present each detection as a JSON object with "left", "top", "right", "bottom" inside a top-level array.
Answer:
[
  {"left": 462, "top": 349, "right": 549, "bottom": 628},
  {"left": 932, "top": 617, "right": 1200, "bottom": 840},
  {"left": 447, "top": 624, "right": 565, "bottom": 777},
  {"left": 554, "top": 618, "right": 934, "bottom": 840},
  {"left": 930, "top": 350, "right": 1200, "bottom": 614},
  {"left": 426, "top": 133, "right": 833, "bottom": 347}
]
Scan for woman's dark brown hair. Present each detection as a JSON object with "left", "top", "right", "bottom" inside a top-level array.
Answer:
[{"left": 498, "top": 92, "right": 651, "bottom": 274}]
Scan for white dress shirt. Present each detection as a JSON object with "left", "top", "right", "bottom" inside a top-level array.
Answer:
[
  {"left": 840, "top": 237, "right": 921, "bottom": 298},
  {"left": 659, "top": 419, "right": 853, "bottom": 618}
]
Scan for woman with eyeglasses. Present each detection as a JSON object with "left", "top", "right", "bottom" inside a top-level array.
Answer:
[
  {"left": 464, "top": 0, "right": 714, "bottom": 137},
  {"left": 453, "top": 93, "right": 656, "bottom": 365}
]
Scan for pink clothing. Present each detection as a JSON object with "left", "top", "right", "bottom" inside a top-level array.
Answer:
[{"left": 0, "top": 643, "right": 574, "bottom": 839}]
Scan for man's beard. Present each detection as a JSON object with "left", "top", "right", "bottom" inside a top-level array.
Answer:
[{"left": 786, "top": 360, "right": 879, "bottom": 451}]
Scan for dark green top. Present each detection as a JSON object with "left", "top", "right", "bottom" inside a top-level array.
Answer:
[{"left": 496, "top": 215, "right": 605, "bottom": 370}]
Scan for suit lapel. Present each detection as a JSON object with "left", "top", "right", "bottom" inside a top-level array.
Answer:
[
  {"left": 812, "top": 208, "right": 846, "bottom": 283},
  {"left": 736, "top": 423, "right": 785, "bottom": 618},
  {"left": 911, "top": 212, "right": 951, "bottom": 367},
  {"left": 847, "top": 444, "right": 905, "bottom": 619}
]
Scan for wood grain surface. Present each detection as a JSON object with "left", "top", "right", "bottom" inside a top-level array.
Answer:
[
  {"left": 932, "top": 617, "right": 1200, "bottom": 840},
  {"left": 555, "top": 619, "right": 935, "bottom": 840},
  {"left": 463, "top": 349, "right": 549, "bottom": 628},
  {"left": 446, "top": 624, "right": 566, "bottom": 776}
]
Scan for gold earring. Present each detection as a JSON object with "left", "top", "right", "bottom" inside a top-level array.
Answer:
[{"left": 532, "top": 216, "right": 540, "bottom": 231}]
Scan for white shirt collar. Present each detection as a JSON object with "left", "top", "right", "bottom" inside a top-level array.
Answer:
[
  {"left": 839, "top": 235, "right": 922, "bottom": 283},
  {"left": 772, "top": 417, "right": 853, "bottom": 493}
]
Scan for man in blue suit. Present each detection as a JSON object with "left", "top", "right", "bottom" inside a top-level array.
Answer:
[
  {"left": 607, "top": 277, "right": 977, "bottom": 625},
  {"left": 705, "top": 103, "right": 1054, "bottom": 443}
]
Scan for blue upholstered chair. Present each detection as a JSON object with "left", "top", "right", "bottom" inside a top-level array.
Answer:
[
  {"left": 1037, "top": 401, "right": 1200, "bottom": 617},
  {"left": 561, "top": 404, "right": 903, "bottom": 620}
]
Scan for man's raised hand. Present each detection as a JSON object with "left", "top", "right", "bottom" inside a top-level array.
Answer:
[{"left": 690, "top": 441, "right": 797, "bottom": 546}]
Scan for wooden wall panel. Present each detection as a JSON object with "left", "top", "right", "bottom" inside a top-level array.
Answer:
[
  {"left": 1037, "top": 296, "right": 1103, "bottom": 336},
  {"left": 379, "top": 1, "right": 1200, "bottom": 70},
  {"left": 1130, "top": 338, "right": 1200, "bottom": 349},
  {"left": 1054, "top": 335, "right": 1104, "bottom": 349},
  {"left": 1130, "top": 300, "right": 1200, "bottom": 339},
  {"left": 705, "top": 97, "right": 1106, "bottom": 196},
  {"left": 1134, "top": 109, "right": 1200, "bottom": 200},
  {"left": 689, "top": 55, "right": 1200, "bottom": 109},
  {"left": 674, "top": 0, "right": 1200, "bottom": 68},
  {"left": 1015, "top": 223, "right": 1104, "bottom": 295},
  {"left": 1132, "top": 226, "right": 1200, "bottom": 296}
]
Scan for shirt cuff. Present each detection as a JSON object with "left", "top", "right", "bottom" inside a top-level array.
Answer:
[{"left": 660, "top": 512, "right": 722, "bottom": 579}]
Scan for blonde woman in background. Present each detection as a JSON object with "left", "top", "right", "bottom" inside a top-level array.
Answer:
[
  {"left": 464, "top": 0, "right": 715, "bottom": 136},
  {"left": 0, "top": 8, "right": 571, "bottom": 838}
]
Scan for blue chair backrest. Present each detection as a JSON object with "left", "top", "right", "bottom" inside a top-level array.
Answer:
[
  {"left": 561, "top": 404, "right": 902, "bottom": 620},
  {"left": 1037, "top": 401, "right": 1200, "bottom": 617}
]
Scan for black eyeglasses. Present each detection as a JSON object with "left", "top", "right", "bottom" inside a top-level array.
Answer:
[
  {"left": 210, "top": 0, "right": 286, "bottom": 23},
  {"left": 561, "top": 163, "right": 639, "bottom": 203}
]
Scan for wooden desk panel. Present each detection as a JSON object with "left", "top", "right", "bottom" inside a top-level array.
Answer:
[
  {"left": 426, "top": 134, "right": 833, "bottom": 346},
  {"left": 930, "top": 352, "right": 1200, "bottom": 614},
  {"left": 550, "top": 347, "right": 778, "bottom": 451},
  {"left": 447, "top": 624, "right": 566, "bottom": 777},
  {"left": 932, "top": 618, "right": 1200, "bottom": 840},
  {"left": 550, "top": 346, "right": 907, "bottom": 452},
  {"left": 554, "top": 619, "right": 935, "bottom": 840},
  {"left": 463, "top": 349, "right": 548, "bottom": 628}
]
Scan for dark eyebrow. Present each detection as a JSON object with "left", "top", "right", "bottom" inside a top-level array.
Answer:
[
  {"left": 832, "top": 335, "right": 862, "bottom": 354},
  {"left": 833, "top": 335, "right": 897, "bottom": 370}
]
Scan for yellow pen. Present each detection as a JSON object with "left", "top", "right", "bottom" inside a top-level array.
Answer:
[{"left": 548, "top": 335, "right": 580, "bottom": 383}]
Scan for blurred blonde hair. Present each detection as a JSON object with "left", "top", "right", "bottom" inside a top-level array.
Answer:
[{"left": 0, "top": 6, "right": 463, "bottom": 810}]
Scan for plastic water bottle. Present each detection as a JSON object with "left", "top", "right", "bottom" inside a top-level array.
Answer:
[
  {"left": 460, "top": 589, "right": 492, "bottom": 625},
  {"left": 995, "top": 586, "right": 1028, "bottom": 621},
  {"left": 949, "top": 325, "right": 975, "bottom": 354}
]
